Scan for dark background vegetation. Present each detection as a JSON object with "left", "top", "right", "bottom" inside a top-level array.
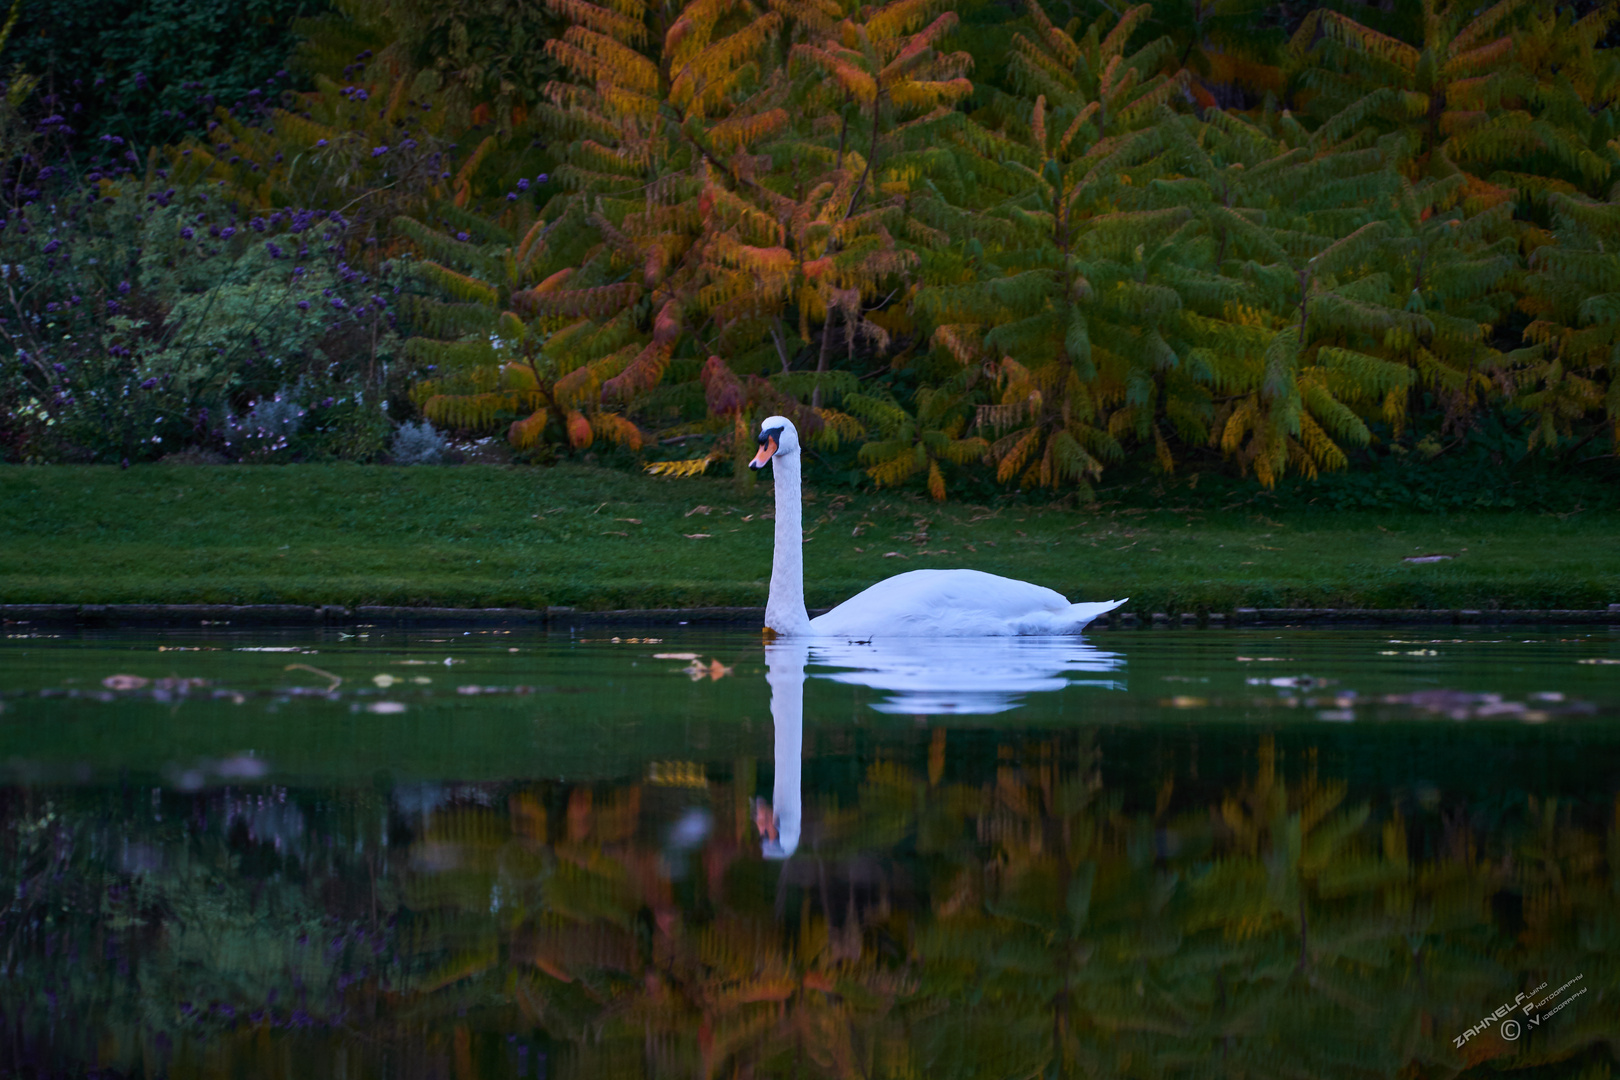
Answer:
[{"left": 1, "top": 0, "right": 1616, "bottom": 513}]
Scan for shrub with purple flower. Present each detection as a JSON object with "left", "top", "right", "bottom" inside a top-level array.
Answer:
[{"left": 1, "top": 175, "right": 408, "bottom": 463}]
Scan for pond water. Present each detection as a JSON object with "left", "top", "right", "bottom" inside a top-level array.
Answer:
[{"left": 2, "top": 625, "right": 1617, "bottom": 1078}]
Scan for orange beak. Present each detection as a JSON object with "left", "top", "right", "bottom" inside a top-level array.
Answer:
[{"left": 749, "top": 435, "right": 777, "bottom": 470}]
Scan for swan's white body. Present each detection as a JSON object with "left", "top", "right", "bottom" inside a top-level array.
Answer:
[{"left": 751, "top": 416, "right": 1126, "bottom": 638}]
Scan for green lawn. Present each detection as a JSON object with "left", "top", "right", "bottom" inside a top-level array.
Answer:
[{"left": 1, "top": 464, "right": 1615, "bottom": 612}]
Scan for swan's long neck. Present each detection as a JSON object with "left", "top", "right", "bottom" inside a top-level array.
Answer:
[{"left": 766, "top": 451, "right": 811, "bottom": 636}]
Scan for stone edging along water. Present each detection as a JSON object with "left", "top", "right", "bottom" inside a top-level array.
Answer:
[{"left": 3, "top": 603, "right": 1618, "bottom": 629}]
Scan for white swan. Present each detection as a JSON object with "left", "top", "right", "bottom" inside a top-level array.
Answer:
[{"left": 748, "top": 416, "right": 1127, "bottom": 637}]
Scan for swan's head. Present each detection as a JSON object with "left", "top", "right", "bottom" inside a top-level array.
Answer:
[
  {"left": 748, "top": 415, "right": 800, "bottom": 470},
  {"left": 755, "top": 797, "right": 800, "bottom": 860}
]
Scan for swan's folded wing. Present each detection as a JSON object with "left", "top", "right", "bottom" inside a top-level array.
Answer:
[{"left": 808, "top": 568, "right": 1112, "bottom": 637}]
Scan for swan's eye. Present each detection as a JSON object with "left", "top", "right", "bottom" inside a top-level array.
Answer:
[{"left": 757, "top": 426, "right": 783, "bottom": 447}]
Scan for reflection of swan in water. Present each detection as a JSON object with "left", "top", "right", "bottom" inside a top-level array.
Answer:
[
  {"left": 759, "top": 637, "right": 1125, "bottom": 857},
  {"left": 812, "top": 637, "right": 1123, "bottom": 715},
  {"left": 760, "top": 640, "right": 807, "bottom": 860}
]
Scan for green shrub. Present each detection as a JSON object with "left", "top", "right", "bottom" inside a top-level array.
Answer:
[
  {"left": 3, "top": 0, "right": 329, "bottom": 156},
  {"left": 0, "top": 173, "right": 408, "bottom": 462}
]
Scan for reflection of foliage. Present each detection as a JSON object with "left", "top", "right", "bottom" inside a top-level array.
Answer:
[{"left": 3, "top": 736, "right": 1618, "bottom": 1077}]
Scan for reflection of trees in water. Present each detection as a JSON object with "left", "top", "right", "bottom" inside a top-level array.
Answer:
[{"left": 2, "top": 739, "right": 1617, "bottom": 1078}]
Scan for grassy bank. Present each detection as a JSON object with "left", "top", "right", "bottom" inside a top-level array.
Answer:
[{"left": 2, "top": 465, "right": 1616, "bottom": 613}]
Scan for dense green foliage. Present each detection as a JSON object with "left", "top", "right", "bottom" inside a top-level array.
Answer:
[
  {"left": 3, "top": 0, "right": 329, "bottom": 152},
  {"left": 3, "top": 0, "right": 1619, "bottom": 499},
  {"left": 382, "top": 0, "right": 1620, "bottom": 498}
]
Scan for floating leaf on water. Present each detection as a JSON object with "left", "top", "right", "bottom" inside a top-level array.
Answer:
[
  {"left": 286, "top": 663, "right": 341, "bottom": 690},
  {"left": 655, "top": 652, "right": 701, "bottom": 660}
]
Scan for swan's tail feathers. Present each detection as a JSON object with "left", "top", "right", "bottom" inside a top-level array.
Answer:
[{"left": 1065, "top": 597, "right": 1128, "bottom": 632}]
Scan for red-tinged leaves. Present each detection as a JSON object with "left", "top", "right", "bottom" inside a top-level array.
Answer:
[
  {"left": 652, "top": 299, "right": 681, "bottom": 347},
  {"left": 602, "top": 339, "right": 670, "bottom": 401},
  {"left": 516, "top": 282, "right": 643, "bottom": 319},
  {"left": 599, "top": 301, "right": 679, "bottom": 402},
  {"left": 554, "top": 364, "right": 600, "bottom": 407},
  {"left": 508, "top": 409, "right": 550, "bottom": 449},
  {"left": 590, "top": 411, "right": 645, "bottom": 449},
  {"left": 453, "top": 135, "right": 497, "bottom": 207},
  {"left": 702, "top": 355, "right": 745, "bottom": 416},
  {"left": 566, "top": 409, "right": 594, "bottom": 449},
  {"left": 534, "top": 268, "right": 575, "bottom": 299}
]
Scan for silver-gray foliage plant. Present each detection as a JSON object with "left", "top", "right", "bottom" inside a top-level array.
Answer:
[
  {"left": 225, "top": 386, "right": 307, "bottom": 457},
  {"left": 391, "top": 420, "right": 448, "bottom": 465}
]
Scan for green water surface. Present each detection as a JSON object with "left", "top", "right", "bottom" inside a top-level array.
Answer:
[{"left": 1, "top": 626, "right": 1616, "bottom": 1079}]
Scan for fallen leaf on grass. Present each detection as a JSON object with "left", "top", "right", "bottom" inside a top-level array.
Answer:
[
  {"left": 366, "top": 701, "right": 406, "bottom": 714},
  {"left": 103, "top": 674, "right": 149, "bottom": 690},
  {"left": 883, "top": 551, "right": 906, "bottom": 558},
  {"left": 685, "top": 533, "right": 712, "bottom": 539},
  {"left": 685, "top": 505, "right": 712, "bottom": 517},
  {"left": 1577, "top": 658, "right": 1620, "bottom": 665},
  {"left": 655, "top": 652, "right": 701, "bottom": 660},
  {"left": 1403, "top": 554, "right": 1454, "bottom": 563}
]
